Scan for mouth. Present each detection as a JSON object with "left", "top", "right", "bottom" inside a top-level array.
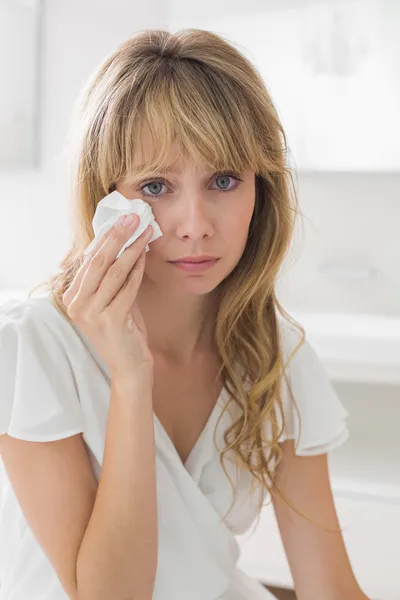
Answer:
[
  {"left": 169, "top": 256, "right": 219, "bottom": 263},
  {"left": 168, "top": 258, "right": 220, "bottom": 272}
]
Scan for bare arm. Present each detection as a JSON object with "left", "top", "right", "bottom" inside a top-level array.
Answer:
[
  {"left": 0, "top": 375, "right": 158, "bottom": 600},
  {"left": 76, "top": 375, "right": 158, "bottom": 599},
  {"left": 271, "top": 440, "right": 369, "bottom": 600}
]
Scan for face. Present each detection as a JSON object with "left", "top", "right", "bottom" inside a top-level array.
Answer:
[{"left": 115, "top": 148, "right": 256, "bottom": 296}]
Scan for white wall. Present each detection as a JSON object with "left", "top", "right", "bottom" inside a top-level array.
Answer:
[
  {"left": 277, "top": 172, "right": 400, "bottom": 316},
  {"left": 0, "top": 0, "right": 168, "bottom": 291}
]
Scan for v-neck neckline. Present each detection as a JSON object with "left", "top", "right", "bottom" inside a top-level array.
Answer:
[
  {"left": 153, "top": 383, "right": 227, "bottom": 469},
  {"left": 72, "top": 321, "right": 229, "bottom": 470}
]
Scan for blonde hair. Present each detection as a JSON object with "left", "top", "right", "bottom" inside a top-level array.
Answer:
[{"left": 31, "top": 28, "right": 340, "bottom": 533}]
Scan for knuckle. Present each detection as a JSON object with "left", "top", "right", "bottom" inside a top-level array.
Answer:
[
  {"left": 108, "top": 262, "right": 124, "bottom": 279},
  {"left": 79, "top": 308, "right": 98, "bottom": 327},
  {"left": 109, "top": 227, "right": 123, "bottom": 243},
  {"left": 66, "top": 302, "right": 79, "bottom": 320},
  {"left": 82, "top": 251, "right": 93, "bottom": 265},
  {"left": 67, "top": 300, "right": 88, "bottom": 323},
  {"left": 99, "top": 310, "right": 115, "bottom": 329},
  {"left": 91, "top": 253, "right": 105, "bottom": 269},
  {"left": 122, "top": 273, "right": 137, "bottom": 293},
  {"left": 62, "top": 290, "right": 70, "bottom": 306}
]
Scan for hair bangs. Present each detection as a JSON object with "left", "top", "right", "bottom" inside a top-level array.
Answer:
[{"left": 121, "top": 60, "right": 262, "bottom": 182}]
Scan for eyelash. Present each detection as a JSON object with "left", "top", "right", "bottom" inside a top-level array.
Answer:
[{"left": 138, "top": 171, "right": 243, "bottom": 198}]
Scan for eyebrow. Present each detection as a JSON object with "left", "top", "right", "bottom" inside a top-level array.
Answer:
[
  {"left": 132, "top": 165, "right": 182, "bottom": 176},
  {"left": 129, "top": 164, "right": 241, "bottom": 178}
]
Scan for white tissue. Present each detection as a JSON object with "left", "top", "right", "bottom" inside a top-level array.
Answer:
[{"left": 84, "top": 190, "right": 163, "bottom": 260}]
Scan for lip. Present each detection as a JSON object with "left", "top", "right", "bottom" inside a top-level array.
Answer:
[
  {"left": 169, "top": 256, "right": 219, "bottom": 263},
  {"left": 168, "top": 258, "right": 219, "bottom": 273}
]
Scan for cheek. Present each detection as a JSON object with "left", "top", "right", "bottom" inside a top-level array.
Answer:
[
  {"left": 142, "top": 236, "right": 165, "bottom": 271},
  {"left": 224, "top": 201, "right": 255, "bottom": 241}
]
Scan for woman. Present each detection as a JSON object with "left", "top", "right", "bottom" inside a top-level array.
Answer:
[{"left": 0, "top": 29, "right": 370, "bottom": 600}]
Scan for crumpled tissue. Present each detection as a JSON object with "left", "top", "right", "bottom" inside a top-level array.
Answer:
[{"left": 84, "top": 190, "right": 163, "bottom": 260}]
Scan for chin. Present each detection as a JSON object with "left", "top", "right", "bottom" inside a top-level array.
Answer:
[{"left": 172, "top": 274, "right": 223, "bottom": 296}]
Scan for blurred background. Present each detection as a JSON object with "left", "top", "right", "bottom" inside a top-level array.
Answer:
[{"left": 0, "top": 1, "right": 399, "bottom": 598}]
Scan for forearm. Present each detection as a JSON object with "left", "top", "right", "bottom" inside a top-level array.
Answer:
[
  {"left": 76, "top": 376, "right": 158, "bottom": 600},
  {"left": 297, "top": 586, "right": 371, "bottom": 600}
]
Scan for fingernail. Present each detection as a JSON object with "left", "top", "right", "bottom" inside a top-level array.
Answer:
[{"left": 121, "top": 214, "right": 137, "bottom": 227}]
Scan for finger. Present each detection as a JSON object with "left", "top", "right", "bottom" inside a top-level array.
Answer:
[
  {"left": 107, "top": 248, "right": 147, "bottom": 319},
  {"left": 63, "top": 222, "right": 128, "bottom": 308},
  {"left": 90, "top": 225, "right": 152, "bottom": 310},
  {"left": 76, "top": 214, "right": 142, "bottom": 302},
  {"left": 62, "top": 252, "right": 94, "bottom": 308}
]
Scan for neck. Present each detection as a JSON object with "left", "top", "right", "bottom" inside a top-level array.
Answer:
[{"left": 136, "top": 278, "right": 219, "bottom": 364}]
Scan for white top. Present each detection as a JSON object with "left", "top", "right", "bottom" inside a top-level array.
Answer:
[{"left": 0, "top": 295, "right": 349, "bottom": 600}]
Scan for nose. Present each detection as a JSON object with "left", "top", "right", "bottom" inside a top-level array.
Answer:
[{"left": 175, "top": 194, "right": 214, "bottom": 242}]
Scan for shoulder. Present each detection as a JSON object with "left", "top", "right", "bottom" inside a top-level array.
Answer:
[
  {"left": 1, "top": 294, "right": 68, "bottom": 334},
  {"left": 276, "top": 313, "right": 306, "bottom": 359},
  {"left": 0, "top": 294, "right": 85, "bottom": 359},
  {"left": 274, "top": 313, "right": 349, "bottom": 455},
  {"left": 0, "top": 295, "right": 86, "bottom": 441},
  {"left": 276, "top": 313, "right": 331, "bottom": 380}
]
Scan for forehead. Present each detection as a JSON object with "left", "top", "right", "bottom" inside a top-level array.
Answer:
[
  {"left": 132, "top": 130, "right": 178, "bottom": 168},
  {"left": 127, "top": 124, "right": 255, "bottom": 180},
  {"left": 130, "top": 128, "right": 215, "bottom": 176}
]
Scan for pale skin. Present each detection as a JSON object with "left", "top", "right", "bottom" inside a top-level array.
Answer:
[{"left": 0, "top": 141, "right": 370, "bottom": 599}]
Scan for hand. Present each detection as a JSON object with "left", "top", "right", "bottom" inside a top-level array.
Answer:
[{"left": 62, "top": 213, "right": 154, "bottom": 380}]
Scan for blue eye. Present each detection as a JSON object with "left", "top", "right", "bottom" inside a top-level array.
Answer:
[
  {"left": 213, "top": 174, "right": 238, "bottom": 191},
  {"left": 139, "top": 171, "right": 242, "bottom": 199},
  {"left": 140, "top": 180, "right": 167, "bottom": 198}
]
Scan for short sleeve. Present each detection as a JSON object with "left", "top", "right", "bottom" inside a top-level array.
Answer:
[
  {"left": 276, "top": 316, "right": 349, "bottom": 456},
  {"left": 0, "top": 299, "right": 85, "bottom": 442}
]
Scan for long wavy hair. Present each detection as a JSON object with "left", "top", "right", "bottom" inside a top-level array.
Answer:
[{"left": 30, "top": 28, "right": 338, "bottom": 532}]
